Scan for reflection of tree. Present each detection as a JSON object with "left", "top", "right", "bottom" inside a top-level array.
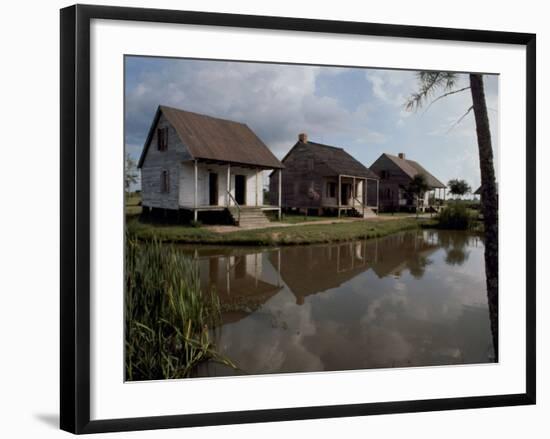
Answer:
[
  {"left": 437, "top": 231, "right": 472, "bottom": 267},
  {"left": 445, "top": 248, "right": 468, "bottom": 266},
  {"left": 407, "top": 254, "right": 432, "bottom": 279}
]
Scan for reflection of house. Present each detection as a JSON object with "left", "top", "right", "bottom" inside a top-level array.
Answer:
[
  {"left": 370, "top": 232, "right": 439, "bottom": 279},
  {"left": 269, "top": 134, "right": 379, "bottom": 217},
  {"left": 369, "top": 153, "right": 446, "bottom": 212},
  {"left": 269, "top": 241, "right": 377, "bottom": 305},
  {"left": 137, "top": 105, "right": 284, "bottom": 226},
  {"left": 269, "top": 232, "right": 442, "bottom": 305},
  {"left": 194, "top": 249, "right": 283, "bottom": 324}
]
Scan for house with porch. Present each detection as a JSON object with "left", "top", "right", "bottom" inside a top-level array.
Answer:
[
  {"left": 269, "top": 134, "right": 380, "bottom": 218},
  {"left": 369, "top": 153, "right": 446, "bottom": 212},
  {"left": 137, "top": 105, "right": 284, "bottom": 227}
]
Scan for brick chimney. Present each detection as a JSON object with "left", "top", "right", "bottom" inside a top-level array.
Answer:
[
  {"left": 298, "top": 133, "right": 308, "bottom": 143},
  {"left": 398, "top": 152, "right": 405, "bottom": 159}
]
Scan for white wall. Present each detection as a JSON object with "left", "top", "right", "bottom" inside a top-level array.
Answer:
[
  {"left": 179, "top": 162, "right": 264, "bottom": 207},
  {"left": 0, "top": 1, "right": 546, "bottom": 439}
]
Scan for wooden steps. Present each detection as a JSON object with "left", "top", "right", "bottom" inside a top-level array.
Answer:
[
  {"left": 228, "top": 207, "right": 272, "bottom": 228},
  {"left": 362, "top": 207, "right": 378, "bottom": 218},
  {"left": 348, "top": 206, "right": 378, "bottom": 218}
]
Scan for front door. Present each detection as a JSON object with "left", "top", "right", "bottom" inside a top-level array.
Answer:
[
  {"left": 341, "top": 183, "right": 351, "bottom": 205},
  {"left": 234, "top": 174, "right": 246, "bottom": 205},
  {"left": 209, "top": 172, "right": 218, "bottom": 206}
]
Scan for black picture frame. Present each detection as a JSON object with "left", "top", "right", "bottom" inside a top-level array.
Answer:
[{"left": 60, "top": 4, "right": 536, "bottom": 434}]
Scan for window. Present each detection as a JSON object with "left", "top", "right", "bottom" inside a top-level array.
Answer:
[
  {"left": 326, "top": 182, "right": 337, "bottom": 198},
  {"left": 380, "top": 170, "right": 388, "bottom": 179},
  {"left": 307, "top": 158, "right": 314, "bottom": 171},
  {"left": 160, "top": 170, "right": 170, "bottom": 193},
  {"left": 157, "top": 127, "right": 168, "bottom": 151}
]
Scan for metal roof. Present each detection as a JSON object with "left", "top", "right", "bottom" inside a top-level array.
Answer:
[
  {"left": 138, "top": 106, "right": 284, "bottom": 169},
  {"left": 383, "top": 153, "right": 446, "bottom": 188},
  {"left": 280, "top": 140, "right": 379, "bottom": 179}
]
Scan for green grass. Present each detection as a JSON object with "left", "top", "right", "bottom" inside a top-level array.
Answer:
[
  {"left": 127, "top": 216, "right": 436, "bottom": 246},
  {"left": 378, "top": 212, "right": 413, "bottom": 217},
  {"left": 125, "top": 236, "right": 237, "bottom": 381},
  {"left": 276, "top": 213, "right": 338, "bottom": 224},
  {"left": 125, "top": 192, "right": 142, "bottom": 216}
]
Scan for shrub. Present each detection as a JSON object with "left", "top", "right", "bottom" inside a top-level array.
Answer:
[
  {"left": 125, "top": 235, "right": 236, "bottom": 380},
  {"left": 437, "top": 204, "right": 475, "bottom": 230}
]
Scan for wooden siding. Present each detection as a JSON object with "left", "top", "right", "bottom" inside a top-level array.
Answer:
[
  {"left": 370, "top": 154, "right": 413, "bottom": 210},
  {"left": 140, "top": 113, "right": 191, "bottom": 210},
  {"left": 140, "top": 113, "right": 265, "bottom": 210},
  {"left": 269, "top": 143, "right": 337, "bottom": 209}
]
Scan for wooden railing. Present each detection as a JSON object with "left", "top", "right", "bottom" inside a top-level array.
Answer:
[
  {"left": 353, "top": 196, "right": 365, "bottom": 217},
  {"left": 227, "top": 191, "right": 241, "bottom": 224}
]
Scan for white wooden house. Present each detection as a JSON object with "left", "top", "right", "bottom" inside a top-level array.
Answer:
[{"left": 137, "top": 106, "right": 284, "bottom": 226}]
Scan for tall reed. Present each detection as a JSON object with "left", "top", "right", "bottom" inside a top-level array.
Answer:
[{"left": 125, "top": 235, "right": 236, "bottom": 380}]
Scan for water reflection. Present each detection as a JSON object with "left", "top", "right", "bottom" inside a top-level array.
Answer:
[{"left": 181, "top": 230, "right": 494, "bottom": 377}]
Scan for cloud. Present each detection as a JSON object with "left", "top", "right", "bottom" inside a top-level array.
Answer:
[
  {"left": 365, "top": 69, "right": 418, "bottom": 106},
  {"left": 125, "top": 58, "right": 384, "bottom": 159},
  {"left": 125, "top": 58, "right": 499, "bottom": 193}
]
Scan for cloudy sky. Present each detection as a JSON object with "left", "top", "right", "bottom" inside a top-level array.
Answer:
[{"left": 125, "top": 56, "right": 499, "bottom": 192}]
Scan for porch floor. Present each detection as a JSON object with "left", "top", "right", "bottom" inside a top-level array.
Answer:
[{"left": 179, "top": 205, "right": 280, "bottom": 212}]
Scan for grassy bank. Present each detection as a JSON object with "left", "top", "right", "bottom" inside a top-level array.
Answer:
[
  {"left": 125, "top": 192, "right": 142, "bottom": 216},
  {"left": 127, "top": 216, "right": 436, "bottom": 246},
  {"left": 275, "top": 213, "right": 337, "bottom": 224},
  {"left": 125, "top": 236, "right": 236, "bottom": 380}
]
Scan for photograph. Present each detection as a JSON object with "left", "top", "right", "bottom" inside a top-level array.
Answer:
[{"left": 124, "top": 56, "right": 500, "bottom": 382}]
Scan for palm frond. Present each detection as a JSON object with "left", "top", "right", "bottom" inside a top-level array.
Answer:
[{"left": 405, "top": 71, "right": 459, "bottom": 111}]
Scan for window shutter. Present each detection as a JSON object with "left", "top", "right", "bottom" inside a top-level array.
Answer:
[
  {"left": 164, "top": 127, "right": 168, "bottom": 150},
  {"left": 166, "top": 170, "right": 170, "bottom": 192}
]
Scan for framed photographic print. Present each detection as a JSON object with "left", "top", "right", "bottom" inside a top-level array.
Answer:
[{"left": 60, "top": 4, "right": 536, "bottom": 434}]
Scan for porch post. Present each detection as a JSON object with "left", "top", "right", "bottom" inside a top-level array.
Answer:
[
  {"left": 352, "top": 177, "right": 355, "bottom": 209},
  {"left": 338, "top": 174, "right": 341, "bottom": 218},
  {"left": 255, "top": 169, "right": 259, "bottom": 206},
  {"left": 376, "top": 179, "right": 380, "bottom": 212},
  {"left": 226, "top": 163, "right": 231, "bottom": 207},
  {"left": 278, "top": 168, "right": 282, "bottom": 220},
  {"left": 362, "top": 179, "right": 365, "bottom": 216},
  {"left": 193, "top": 159, "right": 198, "bottom": 221}
]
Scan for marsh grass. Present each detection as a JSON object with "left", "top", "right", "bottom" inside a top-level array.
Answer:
[{"left": 125, "top": 235, "right": 236, "bottom": 381}]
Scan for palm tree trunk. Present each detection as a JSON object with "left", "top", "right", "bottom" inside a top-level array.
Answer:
[{"left": 469, "top": 73, "right": 499, "bottom": 360}]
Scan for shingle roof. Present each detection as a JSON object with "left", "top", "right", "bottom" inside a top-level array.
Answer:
[
  {"left": 282, "top": 140, "right": 379, "bottom": 179},
  {"left": 384, "top": 153, "right": 446, "bottom": 188},
  {"left": 138, "top": 106, "right": 283, "bottom": 169}
]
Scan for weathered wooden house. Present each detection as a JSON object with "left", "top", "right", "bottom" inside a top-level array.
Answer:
[
  {"left": 269, "top": 134, "right": 380, "bottom": 217},
  {"left": 369, "top": 153, "right": 446, "bottom": 212},
  {"left": 137, "top": 105, "right": 284, "bottom": 227}
]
